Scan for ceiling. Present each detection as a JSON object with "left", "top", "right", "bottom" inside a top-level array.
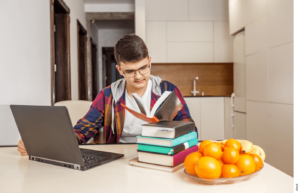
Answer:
[{"left": 83, "top": 0, "right": 134, "bottom": 4}]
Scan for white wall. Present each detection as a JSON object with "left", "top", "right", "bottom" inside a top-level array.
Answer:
[
  {"left": 95, "top": 20, "right": 135, "bottom": 91},
  {"left": 145, "top": 0, "right": 233, "bottom": 63},
  {"left": 229, "top": 0, "right": 294, "bottom": 176},
  {"left": 0, "top": 0, "right": 51, "bottom": 145},
  {"left": 0, "top": 0, "right": 86, "bottom": 145}
]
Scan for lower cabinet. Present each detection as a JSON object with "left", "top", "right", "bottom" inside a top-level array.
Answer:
[
  {"left": 233, "top": 111, "right": 246, "bottom": 139},
  {"left": 184, "top": 97, "right": 225, "bottom": 141},
  {"left": 183, "top": 97, "right": 201, "bottom": 139}
]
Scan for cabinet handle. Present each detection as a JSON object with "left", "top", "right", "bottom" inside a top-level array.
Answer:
[
  {"left": 230, "top": 93, "right": 235, "bottom": 129},
  {"left": 231, "top": 93, "right": 235, "bottom": 107}
]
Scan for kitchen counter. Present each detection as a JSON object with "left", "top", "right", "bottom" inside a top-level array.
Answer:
[{"left": 0, "top": 145, "right": 293, "bottom": 193}]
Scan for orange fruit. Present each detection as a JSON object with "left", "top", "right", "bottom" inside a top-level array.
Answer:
[
  {"left": 249, "top": 154, "right": 263, "bottom": 172},
  {"left": 195, "top": 156, "right": 221, "bottom": 179},
  {"left": 221, "top": 164, "right": 240, "bottom": 178},
  {"left": 235, "top": 154, "right": 255, "bottom": 176},
  {"left": 218, "top": 158, "right": 225, "bottom": 167},
  {"left": 214, "top": 142, "right": 224, "bottom": 151},
  {"left": 203, "top": 143, "right": 223, "bottom": 160},
  {"left": 224, "top": 139, "right": 241, "bottom": 151},
  {"left": 222, "top": 147, "right": 240, "bottom": 164},
  {"left": 199, "top": 140, "right": 212, "bottom": 153},
  {"left": 184, "top": 152, "right": 202, "bottom": 175}
]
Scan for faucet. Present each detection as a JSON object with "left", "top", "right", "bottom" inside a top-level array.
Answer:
[{"left": 191, "top": 77, "right": 200, "bottom": 96}]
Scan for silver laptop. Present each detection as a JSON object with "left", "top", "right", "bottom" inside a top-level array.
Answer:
[{"left": 10, "top": 105, "right": 124, "bottom": 171}]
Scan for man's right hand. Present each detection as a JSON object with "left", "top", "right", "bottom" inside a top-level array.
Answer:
[{"left": 17, "top": 139, "right": 28, "bottom": 156}]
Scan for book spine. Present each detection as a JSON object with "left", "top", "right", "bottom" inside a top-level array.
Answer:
[
  {"left": 138, "top": 144, "right": 173, "bottom": 155},
  {"left": 174, "top": 122, "right": 196, "bottom": 139},
  {"left": 173, "top": 145, "right": 198, "bottom": 166},
  {"left": 171, "top": 131, "right": 197, "bottom": 146},
  {"left": 173, "top": 138, "right": 198, "bottom": 154}
]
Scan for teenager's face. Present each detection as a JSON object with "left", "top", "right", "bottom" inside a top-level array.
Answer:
[{"left": 116, "top": 57, "right": 152, "bottom": 90}]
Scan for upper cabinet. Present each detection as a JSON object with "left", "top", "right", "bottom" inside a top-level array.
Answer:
[
  {"left": 229, "top": 0, "right": 245, "bottom": 35},
  {"left": 145, "top": 0, "right": 233, "bottom": 63},
  {"left": 214, "top": 22, "right": 233, "bottom": 62},
  {"left": 145, "top": 0, "right": 189, "bottom": 21},
  {"left": 244, "top": 0, "right": 268, "bottom": 25},
  {"left": 146, "top": 22, "right": 167, "bottom": 63},
  {"left": 189, "top": 0, "right": 229, "bottom": 21}
]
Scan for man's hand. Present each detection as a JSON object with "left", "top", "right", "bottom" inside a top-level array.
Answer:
[{"left": 17, "top": 139, "right": 28, "bottom": 156}]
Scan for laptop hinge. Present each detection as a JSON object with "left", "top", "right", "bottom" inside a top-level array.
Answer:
[{"left": 31, "top": 155, "right": 81, "bottom": 170}]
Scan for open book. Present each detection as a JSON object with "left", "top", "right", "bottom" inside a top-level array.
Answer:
[{"left": 121, "top": 91, "right": 183, "bottom": 123}]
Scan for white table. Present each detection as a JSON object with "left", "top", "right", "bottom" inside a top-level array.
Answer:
[{"left": 0, "top": 145, "right": 293, "bottom": 193}]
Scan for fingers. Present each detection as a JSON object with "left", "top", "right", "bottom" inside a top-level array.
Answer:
[
  {"left": 17, "top": 139, "right": 28, "bottom": 156},
  {"left": 18, "top": 140, "right": 25, "bottom": 148},
  {"left": 17, "top": 146, "right": 26, "bottom": 153}
]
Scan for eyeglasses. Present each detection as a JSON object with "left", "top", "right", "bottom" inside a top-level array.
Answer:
[{"left": 120, "top": 64, "right": 151, "bottom": 78}]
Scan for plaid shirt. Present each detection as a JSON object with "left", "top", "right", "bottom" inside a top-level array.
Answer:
[{"left": 74, "top": 80, "right": 198, "bottom": 144}]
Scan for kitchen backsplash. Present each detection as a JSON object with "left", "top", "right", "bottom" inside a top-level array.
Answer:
[{"left": 151, "top": 63, "right": 233, "bottom": 97}]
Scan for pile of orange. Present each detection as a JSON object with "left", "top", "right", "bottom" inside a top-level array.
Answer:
[{"left": 184, "top": 139, "right": 263, "bottom": 179}]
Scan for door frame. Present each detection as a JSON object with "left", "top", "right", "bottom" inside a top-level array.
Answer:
[
  {"left": 77, "top": 20, "right": 88, "bottom": 100},
  {"left": 50, "top": 0, "right": 71, "bottom": 105},
  {"left": 90, "top": 38, "right": 98, "bottom": 100}
]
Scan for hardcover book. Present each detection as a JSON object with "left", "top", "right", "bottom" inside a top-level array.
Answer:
[
  {"left": 129, "top": 158, "right": 185, "bottom": 173},
  {"left": 141, "top": 121, "right": 195, "bottom": 139},
  {"left": 136, "top": 131, "right": 198, "bottom": 147},
  {"left": 121, "top": 91, "right": 183, "bottom": 123},
  {"left": 137, "top": 145, "right": 198, "bottom": 167},
  {"left": 137, "top": 138, "right": 199, "bottom": 155}
]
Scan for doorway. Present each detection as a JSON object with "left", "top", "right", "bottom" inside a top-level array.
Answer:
[
  {"left": 77, "top": 20, "right": 88, "bottom": 100},
  {"left": 102, "top": 47, "right": 124, "bottom": 87},
  {"left": 50, "top": 0, "right": 71, "bottom": 105},
  {"left": 91, "top": 38, "right": 98, "bottom": 100}
]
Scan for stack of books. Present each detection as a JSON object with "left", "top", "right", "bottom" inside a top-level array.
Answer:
[
  {"left": 122, "top": 91, "right": 198, "bottom": 171},
  {"left": 136, "top": 121, "right": 198, "bottom": 167}
]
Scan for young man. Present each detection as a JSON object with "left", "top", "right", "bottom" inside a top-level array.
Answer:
[
  {"left": 17, "top": 34, "right": 197, "bottom": 154},
  {"left": 73, "top": 34, "right": 197, "bottom": 144}
]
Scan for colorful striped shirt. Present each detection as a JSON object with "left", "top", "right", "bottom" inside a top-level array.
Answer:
[{"left": 74, "top": 80, "right": 198, "bottom": 144}]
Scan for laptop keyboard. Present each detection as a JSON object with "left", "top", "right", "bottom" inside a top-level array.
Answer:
[{"left": 82, "top": 155, "right": 105, "bottom": 165}]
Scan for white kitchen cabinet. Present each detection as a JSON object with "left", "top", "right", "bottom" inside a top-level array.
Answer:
[
  {"left": 184, "top": 97, "right": 201, "bottom": 140},
  {"left": 268, "top": 0, "right": 293, "bottom": 48},
  {"left": 245, "top": 50, "right": 269, "bottom": 102},
  {"left": 233, "top": 31, "right": 246, "bottom": 113},
  {"left": 245, "top": 0, "right": 268, "bottom": 25},
  {"left": 224, "top": 97, "right": 233, "bottom": 139},
  {"left": 200, "top": 97, "right": 224, "bottom": 141},
  {"left": 188, "top": 0, "right": 229, "bottom": 21},
  {"left": 167, "top": 42, "right": 213, "bottom": 63},
  {"left": 229, "top": 0, "right": 245, "bottom": 35},
  {"left": 167, "top": 22, "right": 213, "bottom": 42},
  {"left": 245, "top": 15, "right": 268, "bottom": 56},
  {"left": 146, "top": 22, "right": 167, "bottom": 63},
  {"left": 184, "top": 97, "right": 225, "bottom": 141},
  {"left": 233, "top": 111, "right": 246, "bottom": 139},
  {"left": 213, "top": 22, "right": 233, "bottom": 62},
  {"left": 145, "top": 0, "right": 188, "bottom": 21},
  {"left": 269, "top": 42, "right": 293, "bottom": 105}
]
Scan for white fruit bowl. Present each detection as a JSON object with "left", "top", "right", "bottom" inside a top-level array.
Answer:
[{"left": 183, "top": 165, "right": 264, "bottom": 185}]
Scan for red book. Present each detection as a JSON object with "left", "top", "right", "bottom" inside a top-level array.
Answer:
[{"left": 137, "top": 145, "right": 198, "bottom": 167}]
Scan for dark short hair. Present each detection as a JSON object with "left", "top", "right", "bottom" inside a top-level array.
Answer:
[{"left": 114, "top": 34, "right": 149, "bottom": 65}]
